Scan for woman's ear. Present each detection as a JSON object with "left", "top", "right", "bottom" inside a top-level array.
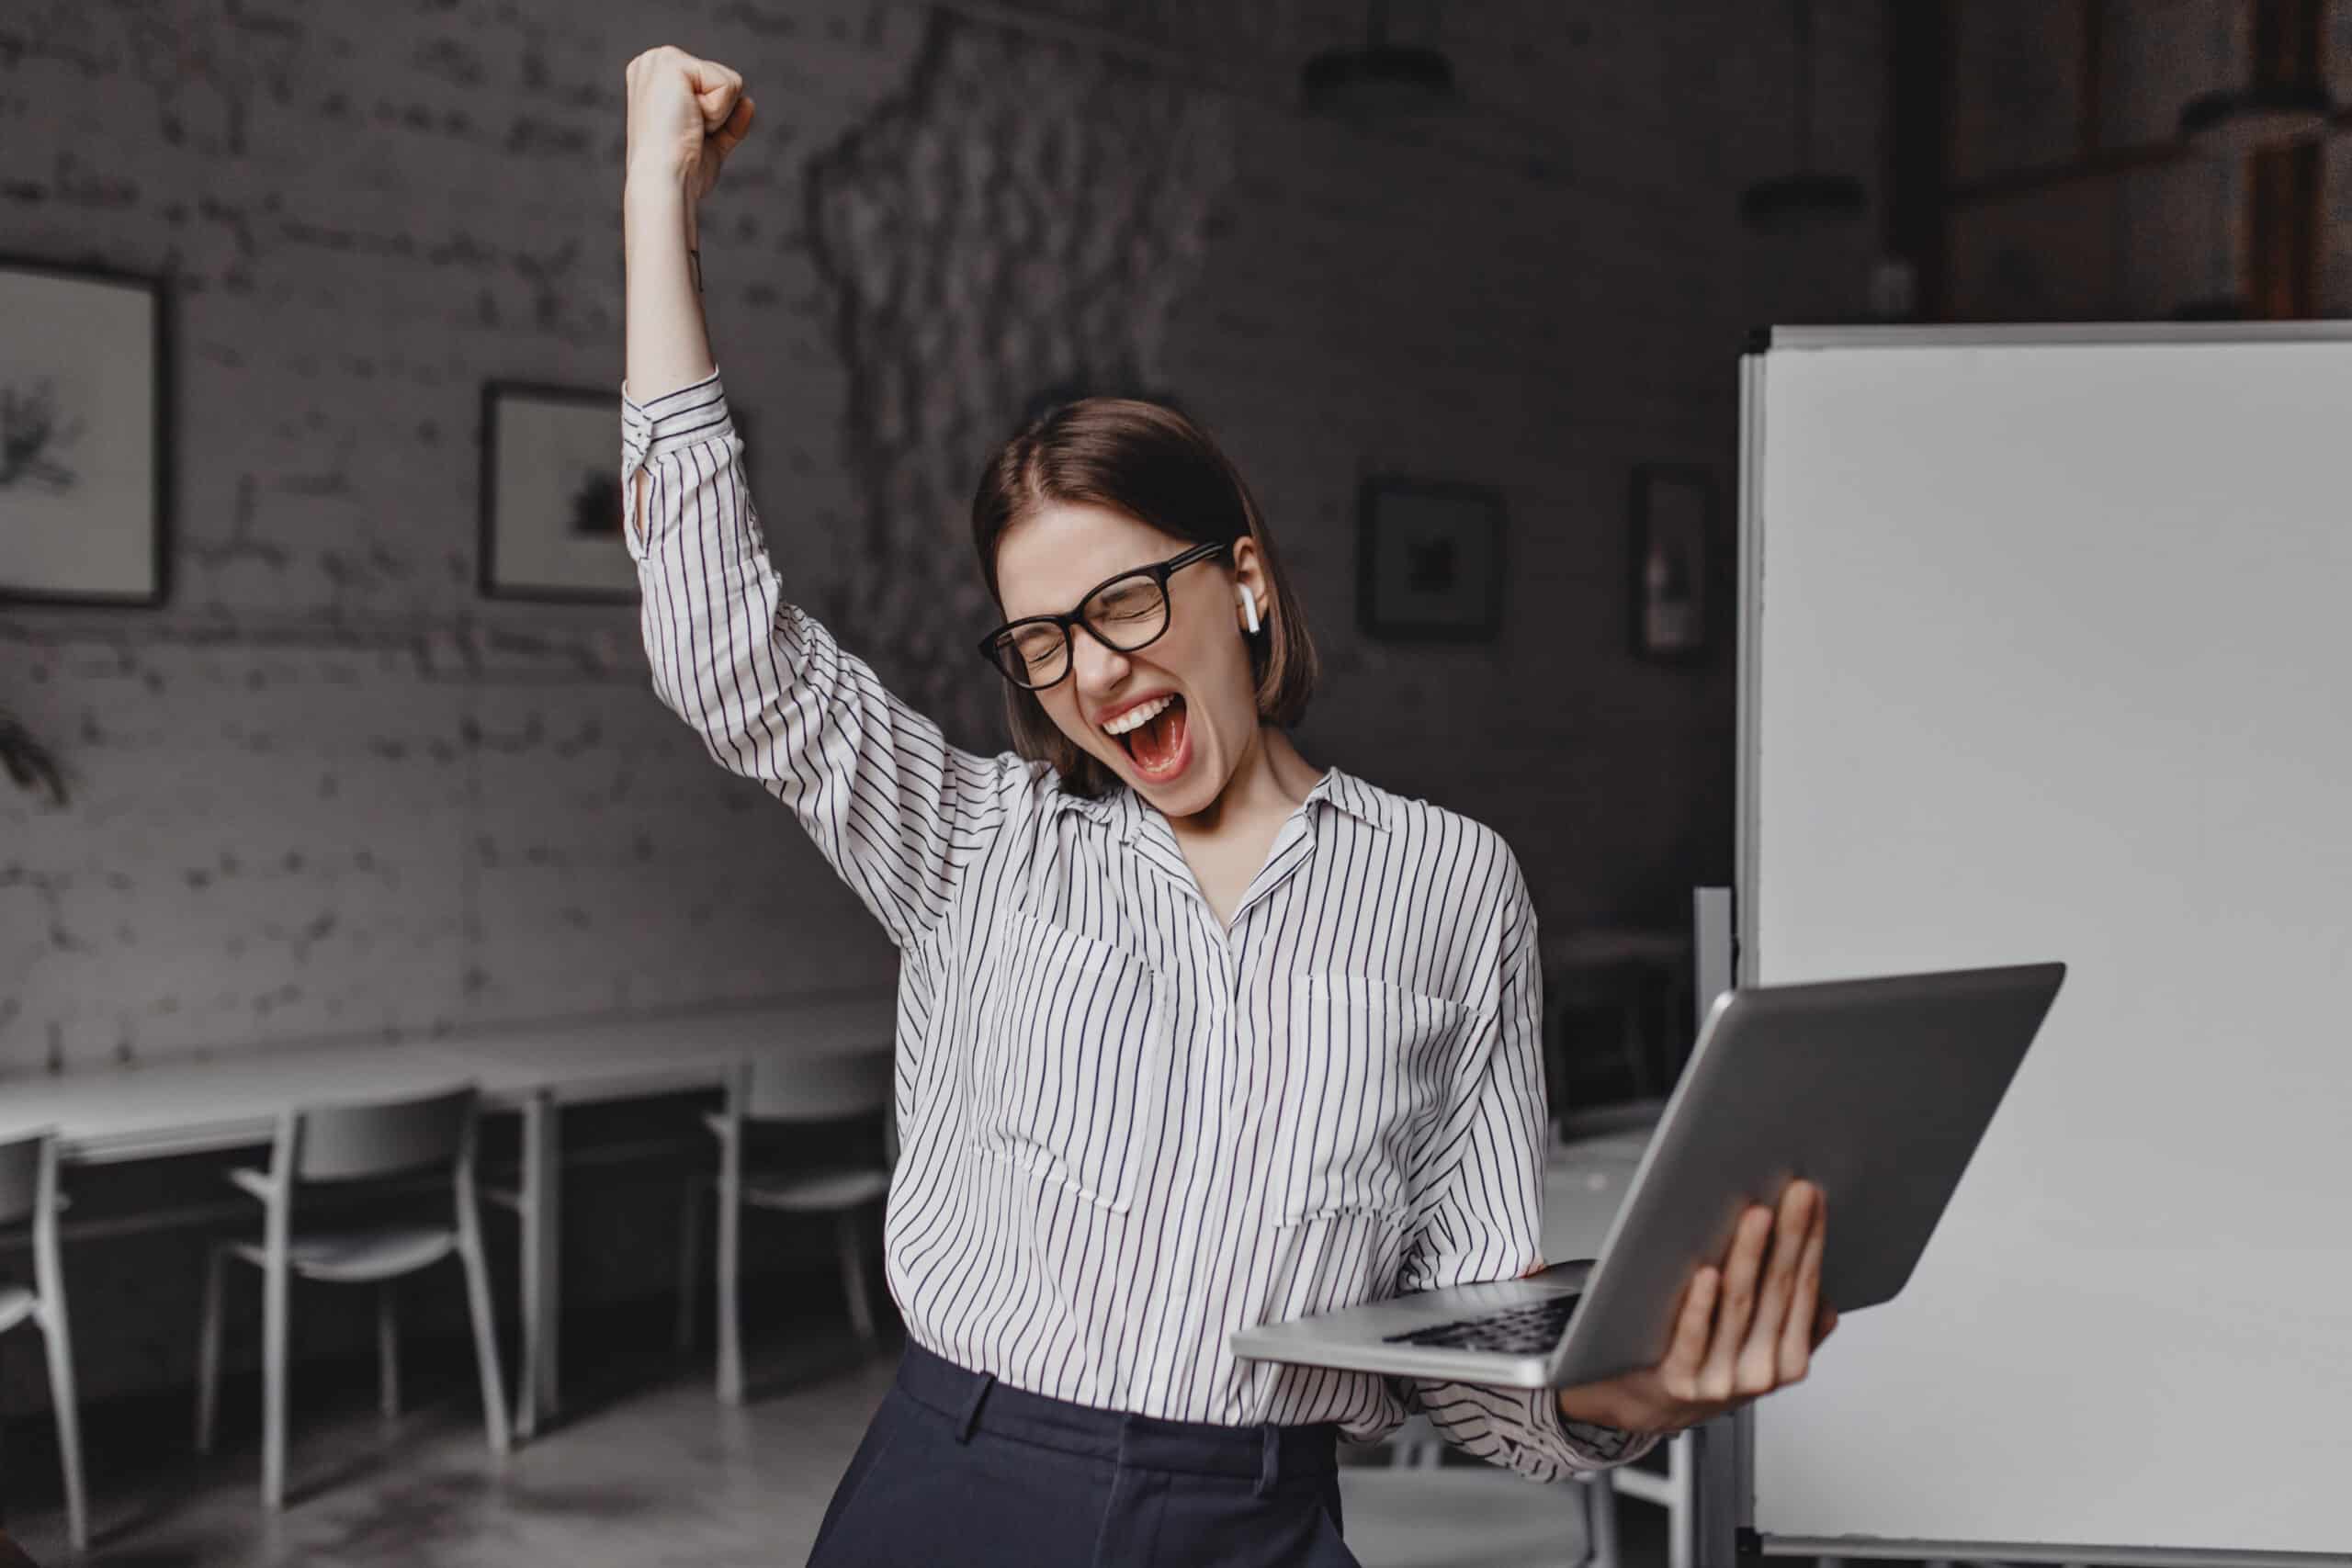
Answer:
[{"left": 1227, "top": 536, "right": 1270, "bottom": 633}]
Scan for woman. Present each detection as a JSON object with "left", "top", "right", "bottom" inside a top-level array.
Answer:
[{"left": 620, "top": 45, "right": 1836, "bottom": 1568}]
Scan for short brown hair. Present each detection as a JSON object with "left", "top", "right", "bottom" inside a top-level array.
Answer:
[{"left": 970, "top": 397, "right": 1319, "bottom": 799}]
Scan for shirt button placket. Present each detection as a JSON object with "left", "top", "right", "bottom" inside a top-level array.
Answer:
[{"left": 1224, "top": 910, "right": 1248, "bottom": 1112}]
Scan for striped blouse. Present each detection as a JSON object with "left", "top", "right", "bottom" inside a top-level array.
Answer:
[{"left": 620, "top": 367, "right": 1658, "bottom": 1481}]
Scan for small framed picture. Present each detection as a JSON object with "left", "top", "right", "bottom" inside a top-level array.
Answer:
[
  {"left": 1356, "top": 476, "right": 1506, "bottom": 641},
  {"left": 1630, "top": 464, "right": 1717, "bottom": 664},
  {"left": 479, "top": 380, "right": 634, "bottom": 603},
  {"left": 0, "top": 256, "right": 169, "bottom": 606}
]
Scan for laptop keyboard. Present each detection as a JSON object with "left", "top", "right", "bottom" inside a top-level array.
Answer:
[{"left": 1382, "top": 1292, "right": 1582, "bottom": 1355}]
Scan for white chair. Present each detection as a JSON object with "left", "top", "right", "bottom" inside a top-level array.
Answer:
[
  {"left": 1340, "top": 1462, "right": 1613, "bottom": 1567},
  {"left": 1377, "top": 1411, "right": 1626, "bottom": 1568},
  {"left": 1544, "top": 927, "right": 1693, "bottom": 1106},
  {"left": 675, "top": 1048, "right": 895, "bottom": 1404},
  {"left": 195, "top": 1084, "right": 509, "bottom": 1510},
  {"left": 0, "top": 1131, "right": 87, "bottom": 1552}
]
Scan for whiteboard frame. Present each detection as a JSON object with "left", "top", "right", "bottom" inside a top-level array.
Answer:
[
  {"left": 1758, "top": 321, "right": 2352, "bottom": 350},
  {"left": 1725, "top": 322, "right": 2352, "bottom": 1568}
]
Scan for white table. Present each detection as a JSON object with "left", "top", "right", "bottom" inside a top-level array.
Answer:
[
  {"left": 0, "top": 993, "right": 897, "bottom": 1439},
  {"left": 0, "top": 1040, "right": 487, "bottom": 1164},
  {"left": 450, "top": 998, "right": 895, "bottom": 1431}
]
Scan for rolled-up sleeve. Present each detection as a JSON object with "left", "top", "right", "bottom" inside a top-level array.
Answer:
[{"left": 621, "top": 367, "right": 1023, "bottom": 951}]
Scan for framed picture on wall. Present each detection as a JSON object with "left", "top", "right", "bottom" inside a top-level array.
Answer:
[
  {"left": 480, "top": 380, "right": 635, "bottom": 603},
  {"left": 0, "top": 256, "right": 169, "bottom": 606},
  {"left": 1356, "top": 475, "right": 1506, "bottom": 641},
  {"left": 1629, "top": 463, "right": 1717, "bottom": 664}
]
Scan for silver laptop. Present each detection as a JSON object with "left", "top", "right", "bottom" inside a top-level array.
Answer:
[{"left": 1229, "top": 961, "right": 2066, "bottom": 1390}]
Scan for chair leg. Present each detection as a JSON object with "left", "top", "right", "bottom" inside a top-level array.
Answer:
[
  {"left": 457, "top": 1214, "right": 512, "bottom": 1456},
  {"left": 716, "top": 1171, "right": 743, "bottom": 1404},
  {"left": 196, "top": 1247, "right": 226, "bottom": 1455},
  {"left": 378, "top": 1282, "right": 400, "bottom": 1420},
  {"left": 261, "top": 1253, "right": 288, "bottom": 1510},
  {"left": 1666, "top": 1428, "right": 1693, "bottom": 1568},
  {"left": 836, "top": 1210, "right": 876, "bottom": 1343},
  {"left": 674, "top": 1178, "right": 701, "bottom": 1353},
  {"left": 518, "top": 1090, "right": 561, "bottom": 1435},
  {"left": 37, "top": 1301, "right": 88, "bottom": 1553},
  {"left": 1584, "top": 1471, "right": 1622, "bottom": 1568}
]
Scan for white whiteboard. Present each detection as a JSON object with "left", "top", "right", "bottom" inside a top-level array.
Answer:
[{"left": 1736, "top": 327, "right": 2352, "bottom": 1562}]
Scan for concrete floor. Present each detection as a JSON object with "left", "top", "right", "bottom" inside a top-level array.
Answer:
[{"left": 1, "top": 1316, "right": 1674, "bottom": 1567}]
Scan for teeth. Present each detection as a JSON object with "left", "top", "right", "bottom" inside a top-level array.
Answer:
[{"left": 1102, "top": 694, "right": 1176, "bottom": 737}]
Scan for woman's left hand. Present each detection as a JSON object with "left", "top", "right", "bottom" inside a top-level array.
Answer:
[{"left": 1555, "top": 1178, "right": 1837, "bottom": 1438}]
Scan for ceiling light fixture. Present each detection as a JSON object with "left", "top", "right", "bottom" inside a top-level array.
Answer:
[
  {"left": 1301, "top": 0, "right": 1459, "bottom": 120},
  {"left": 2178, "top": 0, "right": 2335, "bottom": 155}
]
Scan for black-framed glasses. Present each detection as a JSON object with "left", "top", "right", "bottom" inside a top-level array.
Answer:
[{"left": 978, "top": 540, "right": 1229, "bottom": 690}]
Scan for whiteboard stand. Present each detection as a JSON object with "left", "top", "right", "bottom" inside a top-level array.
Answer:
[{"left": 1687, "top": 886, "right": 1746, "bottom": 1568}]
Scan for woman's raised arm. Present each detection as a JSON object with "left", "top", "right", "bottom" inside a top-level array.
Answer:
[
  {"left": 619, "top": 48, "right": 1022, "bottom": 951},
  {"left": 622, "top": 45, "right": 743, "bottom": 440}
]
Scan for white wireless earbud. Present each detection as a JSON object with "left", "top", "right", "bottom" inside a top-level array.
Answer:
[{"left": 1238, "top": 584, "right": 1261, "bottom": 634}]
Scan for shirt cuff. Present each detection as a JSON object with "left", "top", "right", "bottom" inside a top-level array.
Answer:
[
  {"left": 1548, "top": 1397, "right": 1664, "bottom": 1470},
  {"left": 620, "top": 365, "right": 731, "bottom": 480}
]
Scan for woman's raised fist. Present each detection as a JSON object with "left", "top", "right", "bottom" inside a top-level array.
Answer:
[{"left": 624, "top": 45, "right": 754, "bottom": 202}]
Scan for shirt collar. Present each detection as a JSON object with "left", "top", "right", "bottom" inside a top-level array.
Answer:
[{"left": 1046, "top": 762, "right": 1393, "bottom": 840}]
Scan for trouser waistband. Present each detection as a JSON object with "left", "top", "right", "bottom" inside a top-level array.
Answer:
[{"left": 894, "top": 1339, "right": 1339, "bottom": 1495}]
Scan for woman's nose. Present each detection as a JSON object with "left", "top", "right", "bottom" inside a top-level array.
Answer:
[{"left": 1069, "top": 630, "right": 1129, "bottom": 695}]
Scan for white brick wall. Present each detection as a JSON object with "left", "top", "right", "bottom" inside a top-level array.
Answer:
[{"left": 1, "top": 0, "right": 1881, "bottom": 1073}]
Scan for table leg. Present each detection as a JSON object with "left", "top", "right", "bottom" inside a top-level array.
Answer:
[{"left": 517, "top": 1089, "right": 561, "bottom": 1436}]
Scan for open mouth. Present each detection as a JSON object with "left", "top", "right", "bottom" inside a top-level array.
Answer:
[{"left": 1104, "top": 694, "right": 1189, "bottom": 781}]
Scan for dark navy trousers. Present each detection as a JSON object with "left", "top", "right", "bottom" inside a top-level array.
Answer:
[{"left": 807, "top": 1341, "right": 1361, "bottom": 1567}]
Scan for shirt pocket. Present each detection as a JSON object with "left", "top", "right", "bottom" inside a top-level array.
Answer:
[
  {"left": 967, "top": 907, "right": 1166, "bottom": 1213},
  {"left": 1270, "top": 972, "right": 1466, "bottom": 1226}
]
